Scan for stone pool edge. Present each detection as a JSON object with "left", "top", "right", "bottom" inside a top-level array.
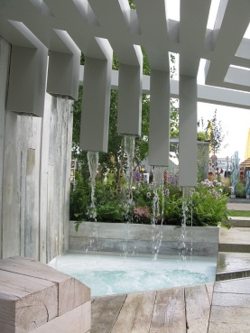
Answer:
[{"left": 69, "top": 222, "right": 220, "bottom": 257}]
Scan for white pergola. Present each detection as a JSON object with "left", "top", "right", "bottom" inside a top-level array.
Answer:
[{"left": 0, "top": 0, "right": 249, "bottom": 186}]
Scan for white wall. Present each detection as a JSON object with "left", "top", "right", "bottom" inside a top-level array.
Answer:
[{"left": 0, "top": 36, "right": 73, "bottom": 263}]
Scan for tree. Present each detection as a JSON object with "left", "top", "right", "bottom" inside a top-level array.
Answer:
[{"left": 206, "top": 109, "right": 227, "bottom": 155}]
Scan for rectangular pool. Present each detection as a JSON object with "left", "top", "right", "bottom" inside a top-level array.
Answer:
[{"left": 49, "top": 251, "right": 217, "bottom": 296}]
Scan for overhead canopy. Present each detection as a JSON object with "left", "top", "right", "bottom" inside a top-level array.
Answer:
[
  {"left": 0, "top": 0, "right": 250, "bottom": 84},
  {"left": 0, "top": 0, "right": 249, "bottom": 107}
]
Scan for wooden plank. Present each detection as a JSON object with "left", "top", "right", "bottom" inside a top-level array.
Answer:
[
  {"left": 30, "top": 301, "right": 91, "bottom": 333},
  {"left": 0, "top": 270, "right": 58, "bottom": 333},
  {"left": 0, "top": 257, "right": 90, "bottom": 315},
  {"left": 91, "top": 294, "right": 126, "bottom": 333},
  {"left": 111, "top": 291, "right": 155, "bottom": 333},
  {"left": 0, "top": 37, "right": 11, "bottom": 260},
  {"left": 63, "top": 107, "right": 73, "bottom": 253},
  {"left": 25, "top": 147, "right": 39, "bottom": 258},
  {"left": 39, "top": 93, "right": 51, "bottom": 263},
  {"left": 206, "top": 282, "right": 214, "bottom": 304},
  {"left": 150, "top": 287, "right": 186, "bottom": 333},
  {"left": 2, "top": 111, "right": 22, "bottom": 258},
  {"left": 185, "top": 284, "right": 211, "bottom": 333}
]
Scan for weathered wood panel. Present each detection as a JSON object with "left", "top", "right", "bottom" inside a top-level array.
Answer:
[
  {"left": 91, "top": 284, "right": 215, "bottom": 333},
  {"left": 0, "top": 37, "right": 10, "bottom": 259},
  {"left": 2, "top": 111, "right": 22, "bottom": 258},
  {"left": 91, "top": 294, "right": 126, "bottom": 333},
  {"left": 0, "top": 256, "right": 91, "bottom": 316},
  {"left": 150, "top": 287, "right": 186, "bottom": 333},
  {"left": 31, "top": 301, "right": 91, "bottom": 333},
  {"left": 0, "top": 35, "right": 74, "bottom": 263},
  {"left": 0, "top": 270, "right": 58, "bottom": 333},
  {"left": 39, "top": 94, "right": 51, "bottom": 263},
  {"left": 185, "top": 284, "right": 211, "bottom": 332},
  {"left": 111, "top": 291, "right": 155, "bottom": 333},
  {"left": 0, "top": 257, "right": 91, "bottom": 333}
]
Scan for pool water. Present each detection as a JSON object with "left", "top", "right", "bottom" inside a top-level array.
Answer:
[{"left": 49, "top": 251, "right": 217, "bottom": 296}]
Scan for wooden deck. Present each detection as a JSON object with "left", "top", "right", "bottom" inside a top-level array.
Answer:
[{"left": 91, "top": 283, "right": 214, "bottom": 333}]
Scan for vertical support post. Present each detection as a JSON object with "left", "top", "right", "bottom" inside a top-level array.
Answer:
[
  {"left": 80, "top": 54, "right": 112, "bottom": 152},
  {"left": 179, "top": 75, "right": 197, "bottom": 186},
  {"left": 7, "top": 45, "right": 48, "bottom": 117},
  {"left": 149, "top": 69, "right": 170, "bottom": 166},
  {"left": 117, "top": 51, "right": 143, "bottom": 136}
]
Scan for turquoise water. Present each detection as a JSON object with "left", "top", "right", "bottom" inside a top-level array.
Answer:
[{"left": 49, "top": 252, "right": 217, "bottom": 296}]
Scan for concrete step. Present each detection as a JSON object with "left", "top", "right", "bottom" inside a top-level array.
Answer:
[
  {"left": 229, "top": 216, "right": 250, "bottom": 228},
  {"left": 219, "top": 227, "right": 250, "bottom": 253},
  {"left": 216, "top": 252, "right": 250, "bottom": 281},
  {"left": 219, "top": 243, "right": 250, "bottom": 253}
]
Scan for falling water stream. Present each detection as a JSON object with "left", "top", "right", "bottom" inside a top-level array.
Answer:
[
  {"left": 180, "top": 186, "right": 194, "bottom": 264},
  {"left": 123, "top": 135, "right": 136, "bottom": 256},
  {"left": 87, "top": 151, "right": 99, "bottom": 250},
  {"left": 151, "top": 167, "right": 165, "bottom": 260}
]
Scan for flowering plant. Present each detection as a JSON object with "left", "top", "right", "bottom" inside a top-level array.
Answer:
[
  {"left": 191, "top": 179, "right": 228, "bottom": 226},
  {"left": 71, "top": 172, "right": 229, "bottom": 228}
]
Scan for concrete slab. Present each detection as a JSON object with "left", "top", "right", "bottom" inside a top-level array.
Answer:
[
  {"left": 220, "top": 227, "right": 250, "bottom": 245},
  {"left": 216, "top": 252, "right": 250, "bottom": 280},
  {"left": 214, "top": 278, "right": 250, "bottom": 294},
  {"left": 212, "top": 292, "right": 250, "bottom": 307},
  {"left": 209, "top": 278, "right": 250, "bottom": 332},
  {"left": 208, "top": 321, "right": 250, "bottom": 333},
  {"left": 217, "top": 252, "right": 250, "bottom": 273},
  {"left": 229, "top": 216, "right": 250, "bottom": 227},
  {"left": 227, "top": 203, "right": 250, "bottom": 211},
  {"left": 219, "top": 227, "right": 250, "bottom": 252}
]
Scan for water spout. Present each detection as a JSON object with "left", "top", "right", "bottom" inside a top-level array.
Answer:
[
  {"left": 123, "top": 135, "right": 135, "bottom": 256},
  {"left": 151, "top": 167, "right": 165, "bottom": 260},
  {"left": 87, "top": 151, "right": 99, "bottom": 251},
  {"left": 180, "top": 186, "right": 194, "bottom": 262},
  {"left": 87, "top": 151, "right": 99, "bottom": 220}
]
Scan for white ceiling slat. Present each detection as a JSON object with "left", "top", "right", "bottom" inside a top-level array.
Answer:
[
  {"left": 0, "top": 0, "right": 249, "bottom": 94},
  {"left": 205, "top": 0, "right": 250, "bottom": 90}
]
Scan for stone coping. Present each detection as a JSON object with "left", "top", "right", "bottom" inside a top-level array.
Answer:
[{"left": 69, "top": 222, "right": 219, "bottom": 256}]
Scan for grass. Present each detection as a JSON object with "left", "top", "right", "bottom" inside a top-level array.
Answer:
[{"left": 228, "top": 210, "right": 250, "bottom": 217}]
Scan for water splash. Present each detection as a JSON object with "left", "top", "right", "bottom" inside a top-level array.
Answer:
[
  {"left": 123, "top": 135, "right": 136, "bottom": 257},
  {"left": 87, "top": 151, "right": 99, "bottom": 251},
  {"left": 179, "top": 186, "right": 193, "bottom": 263},
  {"left": 151, "top": 167, "right": 165, "bottom": 260},
  {"left": 189, "top": 187, "right": 195, "bottom": 261},
  {"left": 124, "top": 135, "right": 135, "bottom": 208}
]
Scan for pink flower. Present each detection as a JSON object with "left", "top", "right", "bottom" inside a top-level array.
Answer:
[
  {"left": 147, "top": 192, "right": 151, "bottom": 198},
  {"left": 164, "top": 189, "right": 170, "bottom": 197}
]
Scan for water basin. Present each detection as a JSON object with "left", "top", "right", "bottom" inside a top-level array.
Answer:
[{"left": 49, "top": 251, "right": 217, "bottom": 296}]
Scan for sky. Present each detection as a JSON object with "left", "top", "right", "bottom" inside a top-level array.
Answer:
[
  {"left": 167, "top": 0, "right": 250, "bottom": 163},
  {"left": 197, "top": 102, "right": 250, "bottom": 163}
]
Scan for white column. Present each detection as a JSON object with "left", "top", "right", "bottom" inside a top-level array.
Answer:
[
  {"left": 149, "top": 69, "right": 170, "bottom": 166},
  {"left": 47, "top": 51, "right": 80, "bottom": 101},
  {"left": 179, "top": 75, "right": 197, "bottom": 186},
  {"left": 6, "top": 45, "right": 48, "bottom": 117},
  {"left": 117, "top": 49, "right": 143, "bottom": 136},
  {"left": 80, "top": 54, "right": 112, "bottom": 152}
]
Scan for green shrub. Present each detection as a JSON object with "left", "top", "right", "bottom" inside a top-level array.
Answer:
[
  {"left": 191, "top": 179, "right": 228, "bottom": 226},
  {"left": 70, "top": 173, "right": 229, "bottom": 229},
  {"left": 235, "top": 182, "right": 246, "bottom": 198}
]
